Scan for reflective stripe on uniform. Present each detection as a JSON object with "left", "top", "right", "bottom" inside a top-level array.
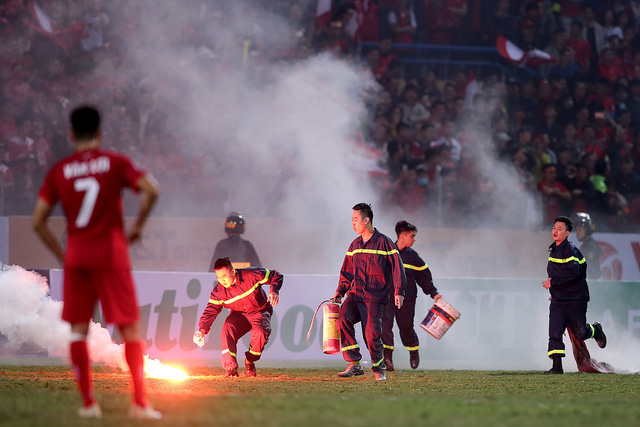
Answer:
[
  {"left": 588, "top": 323, "right": 595, "bottom": 338},
  {"left": 403, "top": 263, "right": 428, "bottom": 271},
  {"left": 383, "top": 344, "right": 394, "bottom": 350},
  {"left": 222, "top": 349, "right": 237, "bottom": 357},
  {"left": 547, "top": 349, "right": 565, "bottom": 356},
  {"left": 248, "top": 350, "right": 261, "bottom": 356},
  {"left": 405, "top": 345, "right": 419, "bottom": 351},
  {"left": 346, "top": 248, "right": 399, "bottom": 257},
  {"left": 341, "top": 344, "right": 359, "bottom": 352},
  {"left": 209, "top": 269, "right": 272, "bottom": 305},
  {"left": 372, "top": 357, "right": 385, "bottom": 367},
  {"left": 548, "top": 256, "right": 585, "bottom": 264}
]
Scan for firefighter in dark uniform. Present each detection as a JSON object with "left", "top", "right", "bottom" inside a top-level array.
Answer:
[
  {"left": 543, "top": 216, "right": 607, "bottom": 374},
  {"left": 572, "top": 212, "right": 602, "bottom": 280},
  {"left": 194, "top": 257, "right": 283, "bottom": 377},
  {"left": 332, "top": 203, "right": 406, "bottom": 381},
  {"left": 382, "top": 221, "right": 441, "bottom": 371},
  {"left": 209, "top": 212, "right": 262, "bottom": 270}
]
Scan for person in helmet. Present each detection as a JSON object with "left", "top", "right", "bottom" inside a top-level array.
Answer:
[
  {"left": 572, "top": 212, "right": 602, "bottom": 280},
  {"left": 209, "top": 212, "right": 262, "bottom": 271}
]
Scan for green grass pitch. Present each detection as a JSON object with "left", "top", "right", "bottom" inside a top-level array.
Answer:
[{"left": 1, "top": 365, "right": 639, "bottom": 426}]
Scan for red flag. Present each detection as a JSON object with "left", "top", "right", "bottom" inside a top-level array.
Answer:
[{"left": 496, "top": 35, "right": 556, "bottom": 68}]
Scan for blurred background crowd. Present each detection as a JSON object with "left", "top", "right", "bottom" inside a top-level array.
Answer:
[{"left": 1, "top": 0, "right": 639, "bottom": 232}]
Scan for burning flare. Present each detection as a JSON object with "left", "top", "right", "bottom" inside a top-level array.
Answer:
[{"left": 143, "top": 356, "right": 189, "bottom": 381}]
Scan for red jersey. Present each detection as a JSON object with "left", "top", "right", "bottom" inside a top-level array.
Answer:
[{"left": 38, "top": 148, "right": 145, "bottom": 267}]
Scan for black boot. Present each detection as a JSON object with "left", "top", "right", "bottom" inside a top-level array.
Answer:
[
  {"left": 592, "top": 322, "right": 607, "bottom": 348},
  {"left": 544, "top": 356, "right": 563, "bottom": 374},
  {"left": 383, "top": 348, "right": 394, "bottom": 372},
  {"left": 409, "top": 350, "right": 420, "bottom": 369}
]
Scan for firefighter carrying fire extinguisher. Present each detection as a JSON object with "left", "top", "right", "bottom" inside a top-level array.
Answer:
[
  {"left": 194, "top": 257, "right": 283, "bottom": 378},
  {"left": 332, "top": 203, "right": 406, "bottom": 381}
]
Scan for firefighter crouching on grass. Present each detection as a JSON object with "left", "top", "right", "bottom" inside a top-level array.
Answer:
[
  {"left": 543, "top": 216, "right": 607, "bottom": 374},
  {"left": 333, "top": 203, "right": 406, "bottom": 381},
  {"left": 383, "top": 220, "right": 442, "bottom": 371},
  {"left": 194, "top": 257, "right": 283, "bottom": 377}
]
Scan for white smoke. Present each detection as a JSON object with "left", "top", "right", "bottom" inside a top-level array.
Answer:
[{"left": 0, "top": 264, "right": 126, "bottom": 369}]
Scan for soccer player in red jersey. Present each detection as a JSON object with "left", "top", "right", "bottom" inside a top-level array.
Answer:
[{"left": 32, "top": 106, "right": 161, "bottom": 419}]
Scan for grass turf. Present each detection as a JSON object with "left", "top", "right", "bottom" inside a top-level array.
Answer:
[{"left": 1, "top": 365, "right": 639, "bottom": 426}]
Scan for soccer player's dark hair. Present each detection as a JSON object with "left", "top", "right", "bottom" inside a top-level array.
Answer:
[{"left": 70, "top": 105, "right": 101, "bottom": 140}]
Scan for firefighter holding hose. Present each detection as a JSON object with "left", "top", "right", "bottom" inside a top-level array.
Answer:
[{"left": 333, "top": 203, "right": 406, "bottom": 381}]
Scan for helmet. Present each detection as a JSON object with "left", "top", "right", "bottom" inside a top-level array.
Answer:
[
  {"left": 225, "top": 212, "right": 245, "bottom": 235},
  {"left": 572, "top": 212, "right": 595, "bottom": 235}
]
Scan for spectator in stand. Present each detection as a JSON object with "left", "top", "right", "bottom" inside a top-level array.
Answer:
[
  {"left": 567, "top": 20, "right": 593, "bottom": 76},
  {"left": 386, "top": 141, "right": 405, "bottom": 182},
  {"left": 545, "top": 28, "right": 569, "bottom": 64},
  {"left": 601, "top": 8, "right": 623, "bottom": 43},
  {"left": 613, "top": 156, "right": 640, "bottom": 204},
  {"left": 538, "top": 163, "right": 572, "bottom": 227},
  {"left": 581, "top": 5, "right": 607, "bottom": 79},
  {"left": 422, "top": 69, "right": 441, "bottom": 101},
  {"left": 432, "top": 119, "right": 462, "bottom": 164},
  {"left": 548, "top": 48, "right": 583, "bottom": 84},
  {"left": 554, "top": 144, "right": 574, "bottom": 180},
  {"left": 441, "top": 82, "right": 457, "bottom": 115},
  {"left": 388, "top": 163, "right": 427, "bottom": 217},
  {"left": 424, "top": 0, "right": 456, "bottom": 45},
  {"left": 598, "top": 47, "right": 625, "bottom": 83},
  {"left": 562, "top": 162, "right": 597, "bottom": 213},
  {"left": 513, "top": 148, "right": 536, "bottom": 192},
  {"left": 539, "top": 103, "right": 565, "bottom": 147},
  {"left": 398, "top": 84, "right": 430, "bottom": 127},
  {"left": 489, "top": 0, "right": 517, "bottom": 40},
  {"left": 359, "top": 0, "right": 381, "bottom": 43},
  {"left": 530, "top": 133, "right": 555, "bottom": 183},
  {"left": 514, "top": 18, "right": 545, "bottom": 52},
  {"left": 387, "top": 0, "right": 416, "bottom": 45},
  {"left": 427, "top": 100, "right": 447, "bottom": 133}
]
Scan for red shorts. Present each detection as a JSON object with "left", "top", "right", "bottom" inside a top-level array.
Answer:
[{"left": 62, "top": 267, "right": 140, "bottom": 326}]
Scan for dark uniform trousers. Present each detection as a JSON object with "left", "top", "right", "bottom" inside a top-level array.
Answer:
[
  {"left": 382, "top": 298, "right": 419, "bottom": 351},
  {"left": 221, "top": 309, "right": 272, "bottom": 369},
  {"left": 339, "top": 295, "right": 386, "bottom": 373},
  {"left": 548, "top": 300, "right": 593, "bottom": 357}
]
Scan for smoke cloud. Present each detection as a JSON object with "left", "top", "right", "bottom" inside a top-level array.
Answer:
[{"left": 0, "top": 264, "right": 125, "bottom": 368}]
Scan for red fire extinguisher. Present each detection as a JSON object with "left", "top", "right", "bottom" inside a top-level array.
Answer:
[{"left": 307, "top": 299, "right": 341, "bottom": 354}]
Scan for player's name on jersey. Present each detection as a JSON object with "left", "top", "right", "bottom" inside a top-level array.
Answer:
[{"left": 63, "top": 156, "right": 110, "bottom": 179}]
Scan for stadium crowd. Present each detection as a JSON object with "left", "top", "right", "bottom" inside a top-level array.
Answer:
[{"left": 1, "top": 0, "right": 639, "bottom": 231}]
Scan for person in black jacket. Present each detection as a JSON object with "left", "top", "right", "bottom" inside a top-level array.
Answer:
[
  {"left": 382, "top": 221, "right": 442, "bottom": 371},
  {"left": 194, "top": 257, "right": 283, "bottom": 378},
  {"left": 209, "top": 212, "right": 262, "bottom": 270},
  {"left": 333, "top": 203, "right": 406, "bottom": 381},
  {"left": 542, "top": 216, "right": 607, "bottom": 374}
]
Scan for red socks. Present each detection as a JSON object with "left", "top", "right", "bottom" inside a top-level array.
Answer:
[
  {"left": 70, "top": 340, "right": 95, "bottom": 407},
  {"left": 125, "top": 341, "right": 147, "bottom": 407}
]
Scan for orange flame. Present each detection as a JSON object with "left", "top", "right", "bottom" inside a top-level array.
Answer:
[{"left": 143, "top": 356, "right": 189, "bottom": 381}]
